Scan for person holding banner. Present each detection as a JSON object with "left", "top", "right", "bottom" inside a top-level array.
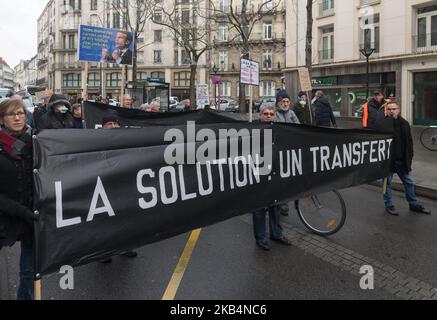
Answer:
[
  {"left": 36, "top": 94, "right": 75, "bottom": 131},
  {"left": 0, "top": 99, "right": 36, "bottom": 300},
  {"left": 252, "top": 105, "right": 291, "bottom": 251},
  {"left": 101, "top": 31, "right": 133, "bottom": 65}
]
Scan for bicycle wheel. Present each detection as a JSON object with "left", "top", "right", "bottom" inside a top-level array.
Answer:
[
  {"left": 420, "top": 127, "right": 437, "bottom": 151},
  {"left": 295, "top": 190, "right": 346, "bottom": 236}
]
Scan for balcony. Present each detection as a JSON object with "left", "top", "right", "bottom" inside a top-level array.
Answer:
[
  {"left": 52, "top": 44, "right": 76, "bottom": 52},
  {"left": 37, "top": 59, "right": 48, "bottom": 67},
  {"left": 319, "top": 0, "right": 335, "bottom": 18},
  {"left": 413, "top": 33, "right": 437, "bottom": 54},
  {"left": 54, "top": 62, "right": 81, "bottom": 70},
  {"left": 319, "top": 49, "right": 334, "bottom": 64},
  {"left": 359, "top": 0, "right": 381, "bottom": 7},
  {"left": 36, "top": 77, "right": 47, "bottom": 86}
]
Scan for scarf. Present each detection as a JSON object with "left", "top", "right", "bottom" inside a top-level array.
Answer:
[{"left": 0, "top": 126, "right": 32, "bottom": 159}]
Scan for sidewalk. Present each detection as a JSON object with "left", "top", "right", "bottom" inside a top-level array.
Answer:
[
  {"left": 0, "top": 249, "right": 9, "bottom": 300},
  {"left": 338, "top": 118, "right": 437, "bottom": 200}
]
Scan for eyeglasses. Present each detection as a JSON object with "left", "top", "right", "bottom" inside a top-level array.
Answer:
[
  {"left": 262, "top": 112, "right": 275, "bottom": 116},
  {"left": 4, "top": 112, "right": 26, "bottom": 119}
]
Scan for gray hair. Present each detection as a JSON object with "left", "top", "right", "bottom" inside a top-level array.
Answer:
[
  {"left": 259, "top": 104, "right": 275, "bottom": 114},
  {"left": 315, "top": 90, "right": 324, "bottom": 98}
]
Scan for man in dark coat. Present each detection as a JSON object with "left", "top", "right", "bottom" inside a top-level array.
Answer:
[
  {"left": 313, "top": 90, "right": 337, "bottom": 128},
  {"left": 384, "top": 101, "right": 431, "bottom": 216},
  {"left": 36, "top": 94, "right": 75, "bottom": 131},
  {"left": 365, "top": 89, "right": 387, "bottom": 128},
  {"left": 293, "top": 91, "right": 313, "bottom": 125}
]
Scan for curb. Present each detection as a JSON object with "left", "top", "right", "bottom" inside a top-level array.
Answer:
[
  {"left": 0, "top": 249, "right": 9, "bottom": 300},
  {"left": 369, "top": 181, "right": 437, "bottom": 201}
]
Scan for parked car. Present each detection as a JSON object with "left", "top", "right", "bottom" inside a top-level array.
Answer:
[
  {"left": 108, "top": 99, "right": 120, "bottom": 107},
  {"left": 0, "top": 88, "right": 13, "bottom": 101},
  {"left": 224, "top": 99, "right": 239, "bottom": 112},
  {"left": 169, "top": 98, "right": 178, "bottom": 109}
]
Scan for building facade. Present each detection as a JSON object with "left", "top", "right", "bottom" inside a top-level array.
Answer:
[
  {"left": 33, "top": 0, "right": 211, "bottom": 102},
  {"left": 210, "top": 0, "right": 286, "bottom": 103},
  {"left": 285, "top": 0, "right": 437, "bottom": 125},
  {"left": 0, "top": 58, "right": 15, "bottom": 89},
  {"left": 14, "top": 56, "right": 38, "bottom": 91}
]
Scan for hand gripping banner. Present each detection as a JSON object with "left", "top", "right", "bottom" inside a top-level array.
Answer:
[{"left": 33, "top": 122, "right": 392, "bottom": 275}]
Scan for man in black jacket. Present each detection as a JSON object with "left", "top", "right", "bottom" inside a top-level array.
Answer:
[
  {"left": 384, "top": 101, "right": 431, "bottom": 216},
  {"left": 313, "top": 91, "right": 337, "bottom": 128}
]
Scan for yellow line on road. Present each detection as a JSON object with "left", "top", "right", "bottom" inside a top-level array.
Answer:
[{"left": 162, "top": 229, "right": 202, "bottom": 300}]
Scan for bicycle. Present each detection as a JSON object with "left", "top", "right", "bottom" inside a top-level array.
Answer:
[
  {"left": 294, "top": 190, "right": 347, "bottom": 236},
  {"left": 420, "top": 126, "right": 437, "bottom": 151}
]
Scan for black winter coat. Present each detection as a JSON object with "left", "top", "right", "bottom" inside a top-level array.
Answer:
[
  {"left": 367, "top": 98, "right": 387, "bottom": 128},
  {"left": 390, "top": 117, "right": 414, "bottom": 173},
  {"left": 36, "top": 111, "right": 75, "bottom": 131},
  {"left": 0, "top": 132, "right": 34, "bottom": 249},
  {"left": 314, "top": 96, "right": 337, "bottom": 127}
]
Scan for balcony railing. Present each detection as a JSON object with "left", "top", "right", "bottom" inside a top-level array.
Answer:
[
  {"left": 413, "top": 33, "right": 437, "bottom": 54},
  {"left": 319, "top": 49, "right": 334, "bottom": 63},
  {"left": 319, "top": 0, "right": 335, "bottom": 17},
  {"left": 360, "top": 0, "right": 381, "bottom": 7},
  {"left": 54, "top": 62, "right": 81, "bottom": 70}
]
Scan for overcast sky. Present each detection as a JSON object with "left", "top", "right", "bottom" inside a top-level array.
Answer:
[{"left": 0, "top": 1, "right": 48, "bottom": 68}]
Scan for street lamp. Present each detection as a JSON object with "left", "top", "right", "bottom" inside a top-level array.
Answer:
[
  {"left": 360, "top": 46, "right": 375, "bottom": 99},
  {"left": 212, "top": 64, "right": 219, "bottom": 106}
]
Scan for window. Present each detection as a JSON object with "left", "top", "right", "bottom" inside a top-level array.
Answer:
[
  {"left": 260, "top": 81, "right": 276, "bottom": 97},
  {"left": 90, "top": 0, "right": 97, "bottom": 10},
  {"left": 106, "top": 72, "right": 121, "bottom": 87},
  {"left": 361, "top": 14, "right": 379, "bottom": 53},
  {"left": 136, "top": 72, "right": 147, "bottom": 81},
  {"left": 262, "top": 50, "right": 272, "bottom": 70},
  {"left": 218, "top": 25, "right": 228, "bottom": 41},
  {"left": 151, "top": 71, "right": 165, "bottom": 80},
  {"left": 154, "top": 50, "right": 162, "bottom": 64},
  {"left": 174, "top": 71, "right": 190, "bottom": 87},
  {"left": 320, "top": 27, "right": 334, "bottom": 62},
  {"left": 219, "top": 0, "right": 230, "bottom": 13},
  {"left": 319, "top": 0, "right": 334, "bottom": 17},
  {"left": 220, "top": 81, "right": 231, "bottom": 97},
  {"left": 417, "top": 6, "right": 437, "bottom": 49},
  {"left": 88, "top": 73, "right": 100, "bottom": 87},
  {"left": 154, "top": 11, "right": 162, "bottom": 22},
  {"left": 181, "top": 10, "right": 190, "bottom": 24},
  {"left": 263, "top": 22, "right": 273, "bottom": 40},
  {"left": 219, "top": 51, "right": 228, "bottom": 71},
  {"left": 63, "top": 73, "right": 81, "bottom": 87},
  {"left": 90, "top": 14, "right": 99, "bottom": 26},
  {"left": 68, "top": 34, "right": 75, "bottom": 49},
  {"left": 154, "top": 30, "right": 162, "bottom": 42},
  {"left": 113, "top": 13, "right": 120, "bottom": 29},
  {"left": 181, "top": 50, "right": 191, "bottom": 65}
]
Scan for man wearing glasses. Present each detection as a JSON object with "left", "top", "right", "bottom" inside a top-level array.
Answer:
[
  {"left": 252, "top": 105, "right": 291, "bottom": 251},
  {"left": 384, "top": 101, "right": 431, "bottom": 216}
]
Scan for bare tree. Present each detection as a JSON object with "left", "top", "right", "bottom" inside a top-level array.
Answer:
[
  {"left": 207, "top": 0, "right": 282, "bottom": 113},
  {"left": 150, "top": 0, "right": 211, "bottom": 108},
  {"left": 110, "top": 0, "right": 152, "bottom": 87},
  {"left": 305, "top": 0, "right": 314, "bottom": 72}
]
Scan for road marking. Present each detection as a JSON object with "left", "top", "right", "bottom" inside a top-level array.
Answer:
[{"left": 162, "top": 229, "right": 202, "bottom": 300}]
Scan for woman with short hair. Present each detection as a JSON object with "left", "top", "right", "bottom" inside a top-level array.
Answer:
[{"left": 0, "top": 99, "right": 35, "bottom": 300}]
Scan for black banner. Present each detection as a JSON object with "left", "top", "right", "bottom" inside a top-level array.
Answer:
[
  {"left": 82, "top": 101, "right": 241, "bottom": 128},
  {"left": 33, "top": 121, "right": 393, "bottom": 276}
]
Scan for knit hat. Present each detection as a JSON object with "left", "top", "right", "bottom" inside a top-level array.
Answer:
[
  {"left": 102, "top": 110, "right": 119, "bottom": 126},
  {"left": 276, "top": 90, "right": 290, "bottom": 103},
  {"left": 47, "top": 94, "right": 71, "bottom": 110}
]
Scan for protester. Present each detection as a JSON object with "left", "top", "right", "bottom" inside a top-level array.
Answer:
[
  {"left": 36, "top": 94, "right": 75, "bottom": 131},
  {"left": 102, "top": 111, "right": 121, "bottom": 129},
  {"left": 181, "top": 99, "right": 191, "bottom": 111},
  {"left": 362, "top": 89, "right": 388, "bottom": 128},
  {"left": 274, "top": 90, "right": 300, "bottom": 216},
  {"left": 252, "top": 104, "right": 291, "bottom": 251},
  {"left": 275, "top": 90, "right": 300, "bottom": 124},
  {"left": 313, "top": 90, "right": 337, "bottom": 128},
  {"left": 10, "top": 95, "right": 34, "bottom": 128},
  {"left": 383, "top": 101, "right": 431, "bottom": 216},
  {"left": 0, "top": 99, "right": 35, "bottom": 300},
  {"left": 293, "top": 91, "right": 312, "bottom": 125},
  {"left": 122, "top": 94, "right": 133, "bottom": 109},
  {"left": 72, "top": 104, "right": 83, "bottom": 129},
  {"left": 148, "top": 101, "right": 161, "bottom": 113},
  {"left": 33, "top": 90, "right": 53, "bottom": 128}
]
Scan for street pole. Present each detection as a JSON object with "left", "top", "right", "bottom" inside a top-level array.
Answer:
[{"left": 366, "top": 55, "right": 370, "bottom": 99}]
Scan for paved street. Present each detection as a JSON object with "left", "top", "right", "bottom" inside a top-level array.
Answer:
[{"left": 1, "top": 184, "right": 436, "bottom": 300}]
